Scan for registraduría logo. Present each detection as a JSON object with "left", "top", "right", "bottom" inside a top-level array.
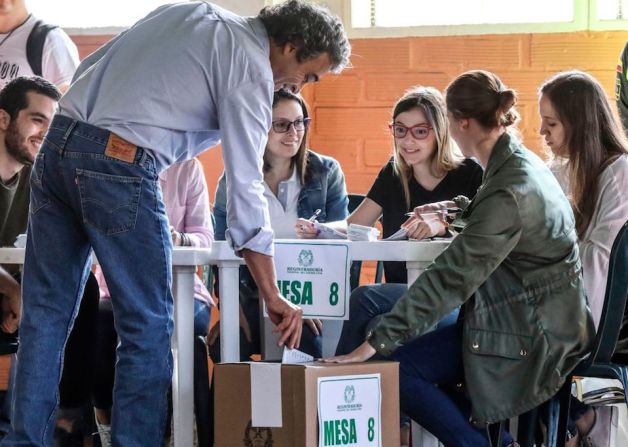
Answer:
[
  {"left": 343, "top": 385, "right": 355, "bottom": 404},
  {"left": 297, "top": 249, "right": 314, "bottom": 267},
  {"left": 243, "top": 421, "right": 273, "bottom": 447}
]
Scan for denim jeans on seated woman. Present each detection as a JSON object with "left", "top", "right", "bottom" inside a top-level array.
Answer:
[
  {"left": 335, "top": 283, "right": 459, "bottom": 356},
  {"left": 391, "top": 323, "right": 513, "bottom": 447}
]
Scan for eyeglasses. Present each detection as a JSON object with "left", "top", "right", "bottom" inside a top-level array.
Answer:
[
  {"left": 271, "top": 118, "right": 312, "bottom": 133},
  {"left": 388, "top": 123, "right": 432, "bottom": 140}
]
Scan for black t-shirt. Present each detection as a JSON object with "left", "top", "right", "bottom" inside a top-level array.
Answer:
[{"left": 367, "top": 158, "right": 483, "bottom": 283}]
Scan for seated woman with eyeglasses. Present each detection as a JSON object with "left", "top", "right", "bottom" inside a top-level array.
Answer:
[
  {"left": 297, "top": 86, "right": 483, "bottom": 360},
  {"left": 211, "top": 90, "right": 349, "bottom": 359}
]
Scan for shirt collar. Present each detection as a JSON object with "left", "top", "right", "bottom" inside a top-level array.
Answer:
[{"left": 483, "top": 132, "right": 518, "bottom": 183}]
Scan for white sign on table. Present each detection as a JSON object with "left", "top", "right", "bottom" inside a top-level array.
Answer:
[
  {"left": 271, "top": 241, "right": 350, "bottom": 319},
  {"left": 317, "top": 373, "right": 382, "bottom": 447}
]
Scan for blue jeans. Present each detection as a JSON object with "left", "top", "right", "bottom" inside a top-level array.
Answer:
[
  {"left": 93, "top": 299, "right": 210, "bottom": 412},
  {"left": 335, "top": 283, "right": 459, "bottom": 355},
  {"left": 391, "top": 323, "right": 513, "bottom": 447},
  {"left": 3, "top": 116, "right": 173, "bottom": 447}
]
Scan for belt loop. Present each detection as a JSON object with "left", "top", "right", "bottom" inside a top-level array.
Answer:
[{"left": 60, "top": 119, "right": 78, "bottom": 151}]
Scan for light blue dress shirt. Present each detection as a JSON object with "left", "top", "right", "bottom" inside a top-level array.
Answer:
[{"left": 59, "top": 1, "right": 275, "bottom": 255}]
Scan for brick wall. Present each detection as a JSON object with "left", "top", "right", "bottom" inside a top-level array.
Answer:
[
  {"left": 70, "top": 30, "right": 628, "bottom": 200},
  {"left": 309, "top": 31, "right": 628, "bottom": 194}
]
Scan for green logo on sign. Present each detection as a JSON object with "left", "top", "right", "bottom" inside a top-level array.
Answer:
[
  {"left": 297, "top": 249, "right": 314, "bottom": 267},
  {"left": 344, "top": 385, "right": 355, "bottom": 404}
]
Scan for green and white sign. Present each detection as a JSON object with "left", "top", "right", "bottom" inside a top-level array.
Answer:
[
  {"left": 273, "top": 242, "right": 350, "bottom": 319},
  {"left": 317, "top": 374, "right": 382, "bottom": 447}
]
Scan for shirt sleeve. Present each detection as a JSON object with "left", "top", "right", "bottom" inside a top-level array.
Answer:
[
  {"left": 366, "top": 161, "right": 394, "bottom": 208},
  {"left": 218, "top": 80, "right": 275, "bottom": 256},
  {"left": 41, "top": 28, "right": 80, "bottom": 87},
  {"left": 93, "top": 266, "right": 111, "bottom": 300},
  {"left": 180, "top": 159, "right": 213, "bottom": 248},
  {"left": 579, "top": 160, "right": 628, "bottom": 327},
  {"left": 324, "top": 158, "right": 349, "bottom": 221},
  {"left": 368, "top": 188, "right": 522, "bottom": 356}
]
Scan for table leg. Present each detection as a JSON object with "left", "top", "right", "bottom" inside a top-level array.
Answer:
[
  {"left": 218, "top": 263, "right": 241, "bottom": 362},
  {"left": 172, "top": 266, "right": 196, "bottom": 447}
]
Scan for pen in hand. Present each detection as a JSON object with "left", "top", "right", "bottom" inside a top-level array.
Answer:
[
  {"left": 405, "top": 207, "right": 461, "bottom": 218},
  {"left": 308, "top": 209, "right": 322, "bottom": 222}
]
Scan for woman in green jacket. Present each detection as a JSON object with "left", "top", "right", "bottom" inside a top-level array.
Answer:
[{"left": 325, "top": 70, "right": 594, "bottom": 447}]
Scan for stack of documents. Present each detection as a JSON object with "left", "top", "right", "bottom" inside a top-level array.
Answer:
[
  {"left": 314, "top": 222, "right": 347, "bottom": 239},
  {"left": 383, "top": 228, "right": 408, "bottom": 241},
  {"left": 347, "top": 223, "right": 380, "bottom": 241}
]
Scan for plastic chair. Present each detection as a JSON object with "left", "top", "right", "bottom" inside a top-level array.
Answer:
[
  {"left": 552, "top": 220, "right": 628, "bottom": 447},
  {"left": 488, "top": 220, "right": 628, "bottom": 447}
]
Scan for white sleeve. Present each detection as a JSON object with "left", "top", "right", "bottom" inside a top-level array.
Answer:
[
  {"left": 218, "top": 79, "right": 275, "bottom": 256},
  {"left": 41, "top": 28, "right": 80, "bottom": 87},
  {"left": 580, "top": 159, "right": 628, "bottom": 327}
]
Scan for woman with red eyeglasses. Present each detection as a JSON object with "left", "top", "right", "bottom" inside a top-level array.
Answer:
[
  {"left": 298, "top": 86, "right": 482, "bottom": 351},
  {"left": 298, "top": 86, "right": 482, "bottom": 445}
]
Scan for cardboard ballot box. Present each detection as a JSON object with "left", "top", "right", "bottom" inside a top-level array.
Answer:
[{"left": 214, "top": 361, "right": 399, "bottom": 447}]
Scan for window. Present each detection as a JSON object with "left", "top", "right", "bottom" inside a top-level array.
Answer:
[
  {"left": 351, "top": 0, "right": 574, "bottom": 28},
  {"left": 597, "top": 0, "right": 628, "bottom": 19},
  {"left": 592, "top": 0, "right": 628, "bottom": 29},
  {"left": 348, "top": 0, "right": 627, "bottom": 36}
]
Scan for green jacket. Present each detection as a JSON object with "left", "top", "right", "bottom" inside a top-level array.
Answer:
[{"left": 369, "top": 133, "right": 594, "bottom": 425}]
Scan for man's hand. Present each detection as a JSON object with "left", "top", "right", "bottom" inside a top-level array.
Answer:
[
  {"left": 242, "top": 249, "right": 304, "bottom": 349},
  {"left": 1, "top": 289, "right": 21, "bottom": 334},
  {"left": 321, "top": 341, "right": 376, "bottom": 363},
  {"left": 266, "top": 294, "right": 303, "bottom": 349}
]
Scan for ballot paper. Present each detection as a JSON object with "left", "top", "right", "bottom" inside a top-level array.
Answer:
[
  {"left": 382, "top": 228, "right": 408, "bottom": 241},
  {"left": 14, "top": 233, "right": 27, "bottom": 248},
  {"left": 282, "top": 347, "right": 315, "bottom": 364},
  {"left": 347, "top": 223, "right": 380, "bottom": 241},
  {"left": 314, "top": 222, "right": 347, "bottom": 240}
]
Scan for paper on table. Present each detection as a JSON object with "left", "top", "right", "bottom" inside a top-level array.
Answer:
[
  {"left": 347, "top": 223, "right": 380, "bottom": 241},
  {"left": 14, "top": 233, "right": 26, "bottom": 248},
  {"left": 314, "top": 222, "right": 347, "bottom": 240},
  {"left": 282, "top": 347, "right": 314, "bottom": 364},
  {"left": 383, "top": 228, "right": 408, "bottom": 241}
]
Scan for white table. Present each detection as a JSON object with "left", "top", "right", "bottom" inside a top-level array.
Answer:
[
  {"left": 210, "top": 239, "right": 450, "bottom": 361},
  {"left": 0, "top": 246, "right": 213, "bottom": 447},
  {"left": 1, "top": 239, "right": 449, "bottom": 447}
]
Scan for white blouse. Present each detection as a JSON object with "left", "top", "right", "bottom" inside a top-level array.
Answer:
[
  {"left": 553, "top": 154, "right": 628, "bottom": 328},
  {"left": 263, "top": 167, "right": 302, "bottom": 239}
]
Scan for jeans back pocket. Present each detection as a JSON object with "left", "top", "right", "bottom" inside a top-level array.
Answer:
[{"left": 77, "top": 169, "right": 142, "bottom": 235}]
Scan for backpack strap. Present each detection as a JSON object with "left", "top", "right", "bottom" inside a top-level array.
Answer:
[{"left": 26, "top": 20, "right": 58, "bottom": 77}]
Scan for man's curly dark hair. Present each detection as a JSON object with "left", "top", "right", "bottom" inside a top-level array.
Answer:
[{"left": 258, "top": 0, "right": 351, "bottom": 74}]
